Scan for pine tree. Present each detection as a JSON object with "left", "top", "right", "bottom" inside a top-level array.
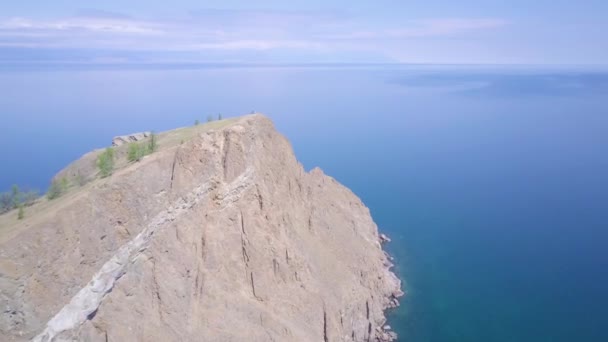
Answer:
[{"left": 148, "top": 132, "right": 158, "bottom": 153}]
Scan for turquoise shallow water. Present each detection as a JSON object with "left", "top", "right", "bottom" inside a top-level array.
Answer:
[{"left": 1, "top": 65, "right": 607, "bottom": 341}]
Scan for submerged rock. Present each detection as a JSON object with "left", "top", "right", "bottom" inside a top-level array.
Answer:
[{"left": 0, "top": 114, "right": 403, "bottom": 341}]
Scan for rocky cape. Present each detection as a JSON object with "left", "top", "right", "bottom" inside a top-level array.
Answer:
[{"left": 0, "top": 114, "right": 403, "bottom": 341}]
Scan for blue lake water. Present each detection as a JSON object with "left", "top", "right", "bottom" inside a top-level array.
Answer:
[{"left": 1, "top": 65, "right": 607, "bottom": 341}]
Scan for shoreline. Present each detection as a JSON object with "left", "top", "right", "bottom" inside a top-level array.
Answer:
[{"left": 378, "top": 233, "right": 405, "bottom": 341}]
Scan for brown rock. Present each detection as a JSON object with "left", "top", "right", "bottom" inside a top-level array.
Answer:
[{"left": 0, "top": 114, "right": 402, "bottom": 342}]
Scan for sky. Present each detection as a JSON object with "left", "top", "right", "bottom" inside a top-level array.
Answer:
[{"left": 0, "top": 0, "right": 607, "bottom": 65}]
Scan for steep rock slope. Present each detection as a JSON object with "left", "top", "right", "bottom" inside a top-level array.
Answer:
[{"left": 0, "top": 115, "right": 402, "bottom": 341}]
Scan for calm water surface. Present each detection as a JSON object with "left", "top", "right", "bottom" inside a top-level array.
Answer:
[{"left": 1, "top": 65, "right": 607, "bottom": 341}]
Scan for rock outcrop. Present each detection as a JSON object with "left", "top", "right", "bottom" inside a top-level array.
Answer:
[
  {"left": 112, "top": 132, "right": 151, "bottom": 147},
  {"left": 0, "top": 114, "right": 402, "bottom": 341}
]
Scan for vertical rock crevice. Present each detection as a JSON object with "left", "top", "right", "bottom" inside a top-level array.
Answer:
[
  {"left": 250, "top": 272, "right": 262, "bottom": 301},
  {"left": 170, "top": 148, "right": 179, "bottom": 190},
  {"left": 323, "top": 309, "right": 329, "bottom": 342},
  {"left": 194, "top": 230, "right": 206, "bottom": 298},
  {"left": 151, "top": 258, "right": 164, "bottom": 322},
  {"left": 240, "top": 211, "right": 250, "bottom": 266},
  {"left": 221, "top": 132, "right": 230, "bottom": 181},
  {"left": 255, "top": 185, "right": 264, "bottom": 210},
  {"left": 272, "top": 258, "right": 279, "bottom": 277}
]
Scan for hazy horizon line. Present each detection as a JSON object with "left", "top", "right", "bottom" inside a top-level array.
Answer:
[{"left": 2, "top": 61, "right": 608, "bottom": 72}]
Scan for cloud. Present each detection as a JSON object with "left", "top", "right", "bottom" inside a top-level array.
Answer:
[
  {"left": 0, "top": 10, "right": 507, "bottom": 63},
  {"left": 325, "top": 18, "right": 507, "bottom": 39},
  {"left": 180, "top": 40, "right": 325, "bottom": 51},
  {"left": 0, "top": 16, "right": 163, "bottom": 35},
  {"left": 187, "top": 9, "right": 346, "bottom": 25},
  {"left": 74, "top": 9, "right": 133, "bottom": 19},
  {"left": 392, "top": 18, "right": 506, "bottom": 37}
]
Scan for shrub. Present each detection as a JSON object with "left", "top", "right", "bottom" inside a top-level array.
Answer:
[
  {"left": 128, "top": 143, "right": 146, "bottom": 162},
  {"left": 61, "top": 177, "right": 69, "bottom": 190},
  {"left": 194, "top": 119, "right": 199, "bottom": 126},
  {"left": 47, "top": 178, "right": 68, "bottom": 200},
  {"left": 207, "top": 115, "right": 214, "bottom": 122},
  {"left": 218, "top": 113, "right": 222, "bottom": 120},
  {"left": 17, "top": 205, "right": 24, "bottom": 220},
  {"left": 127, "top": 134, "right": 158, "bottom": 163},
  {"left": 10, "top": 184, "right": 24, "bottom": 208},
  {"left": 0, "top": 192, "right": 12, "bottom": 213},
  {"left": 47, "top": 182, "right": 60, "bottom": 200},
  {"left": 0, "top": 187, "right": 39, "bottom": 213},
  {"left": 97, "top": 148, "right": 115, "bottom": 178}
]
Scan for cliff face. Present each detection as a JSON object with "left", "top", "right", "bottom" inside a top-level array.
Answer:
[{"left": 0, "top": 115, "right": 402, "bottom": 342}]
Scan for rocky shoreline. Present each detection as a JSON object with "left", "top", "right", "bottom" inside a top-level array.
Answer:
[{"left": 377, "top": 234, "right": 405, "bottom": 342}]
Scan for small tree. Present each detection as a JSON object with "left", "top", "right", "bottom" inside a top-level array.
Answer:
[
  {"left": 194, "top": 119, "right": 200, "bottom": 126},
  {"left": 218, "top": 113, "right": 222, "bottom": 120},
  {"left": 11, "top": 184, "right": 20, "bottom": 209},
  {"left": 47, "top": 179, "right": 64, "bottom": 200},
  {"left": 127, "top": 134, "right": 157, "bottom": 163},
  {"left": 148, "top": 132, "right": 158, "bottom": 153},
  {"left": 17, "top": 205, "right": 24, "bottom": 220},
  {"left": 60, "top": 177, "right": 69, "bottom": 192},
  {"left": 128, "top": 143, "right": 145, "bottom": 162},
  {"left": 207, "top": 115, "right": 214, "bottom": 123},
  {"left": 97, "top": 148, "right": 115, "bottom": 178}
]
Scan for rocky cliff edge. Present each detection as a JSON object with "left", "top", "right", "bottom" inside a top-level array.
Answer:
[{"left": 0, "top": 114, "right": 403, "bottom": 342}]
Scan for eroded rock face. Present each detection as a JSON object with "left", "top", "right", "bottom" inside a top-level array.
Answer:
[{"left": 0, "top": 115, "right": 403, "bottom": 342}]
